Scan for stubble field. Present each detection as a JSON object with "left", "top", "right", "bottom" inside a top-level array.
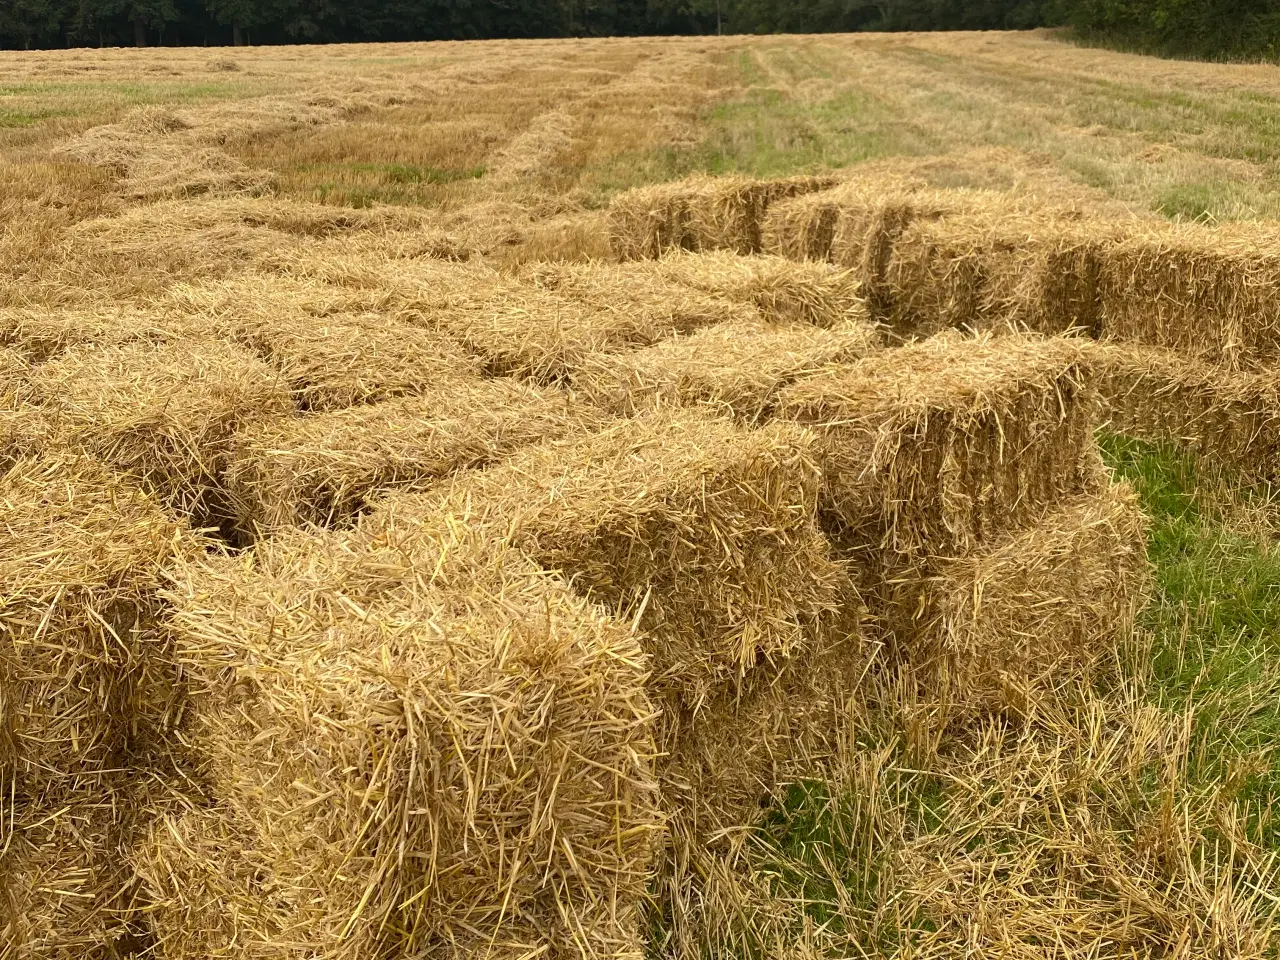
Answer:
[{"left": 3, "top": 28, "right": 1280, "bottom": 960}]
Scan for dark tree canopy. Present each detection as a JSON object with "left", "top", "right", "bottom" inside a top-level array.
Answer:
[{"left": 0, "top": 0, "right": 1056, "bottom": 48}]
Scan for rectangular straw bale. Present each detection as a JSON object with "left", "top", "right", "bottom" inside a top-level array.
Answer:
[
  {"left": 26, "top": 338, "right": 294, "bottom": 520},
  {"left": 897, "top": 483, "right": 1150, "bottom": 715},
  {"left": 1097, "top": 222, "right": 1280, "bottom": 369},
  {"left": 141, "top": 520, "right": 661, "bottom": 960},
  {"left": 573, "top": 317, "right": 880, "bottom": 421},
  {"left": 0, "top": 456, "right": 190, "bottom": 802},
  {"left": 1087, "top": 341, "right": 1280, "bottom": 481},
  {"left": 764, "top": 183, "right": 985, "bottom": 319},
  {"left": 417, "top": 273, "right": 738, "bottom": 384},
  {"left": 609, "top": 174, "right": 838, "bottom": 260},
  {"left": 635, "top": 250, "right": 870, "bottom": 328},
  {"left": 384, "top": 413, "right": 845, "bottom": 708},
  {"left": 519, "top": 257, "right": 756, "bottom": 329},
  {"left": 778, "top": 333, "right": 1103, "bottom": 563},
  {"left": 882, "top": 211, "right": 1112, "bottom": 337},
  {"left": 226, "top": 376, "right": 595, "bottom": 535}
]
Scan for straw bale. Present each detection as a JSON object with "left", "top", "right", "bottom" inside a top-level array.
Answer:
[
  {"left": 884, "top": 211, "right": 1115, "bottom": 337},
  {"left": 519, "top": 258, "right": 754, "bottom": 330},
  {"left": 628, "top": 250, "right": 870, "bottom": 328},
  {"left": 409, "top": 263, "right": 738, "bottom": 383},
  {"left": 573, "top": 317, "right": 880, "bottom": 421},
  {"left": 26, "top": 339, "right": 293, "bottom": 521},
  {"left": 609, "top": 174, "right": 838, "bottom": 260},
  {"left": 762, "top": 183, "right": 1104, "bottom": 327},
  {"left": 384, "top": 413, "right": 845, "bottom": 708},
  {"left": 1097, "top": 221, "right": 1280, "bottom": 368},
  {"left": 779, "top": 333, "right": 1103, "bottom": 562},
  {"left": 1088, "top": 341, "right": 1280, "bottom": 480},
  {"left": 226, "top": 377, "right": 592, "bottom": 534},
  {"left": 901, "top": 484, "right": 1150, "bottom": 714},
  {"left": 0, "top": 456, "right": 190, "bottom": 803},
  {"left": 141, "top": 518, "right": 661, "bottom": 960},
  {"left": 167, "top": 278, "right": 481, "bottom": 410}
]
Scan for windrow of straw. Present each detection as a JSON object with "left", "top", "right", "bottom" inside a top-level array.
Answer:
[
  {"left": 24, "top": 339, "right": 294, "bottom": 524},
  {"left": 226, "top": 376, "right": 596, "bottom": 535},
  {"left": 897, "top": 483, "right": 1151, "bottom": 717},
  {"left": 615, "top": 250, "right": 870, "bottom": 328},
  {"left": 143, "top": 518, "right": 662, "bottom": 960},
  {"left": 1087, "top": 341, "right": 1280, "bottom": 481},
  {"left": 609, "top": 174, "right": 838, "bottom": 260},
  {"left": 573, "top": 317, "right": 880, "bottom": 421},
  {"left": 779, "top": 333, "right": 1104, "bottom": 564},
  {"left": 0, "top": 456, "right": 191, "bottom": 805}
]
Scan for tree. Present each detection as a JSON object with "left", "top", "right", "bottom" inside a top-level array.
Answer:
[{"left": 0, "top": 0, "right": 69, "bottom": 48}]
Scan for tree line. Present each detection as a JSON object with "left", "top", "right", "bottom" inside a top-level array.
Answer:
[
  {"left": 2, "top": 0, "right": 1275, "bottom": 60},
  {"left": 1, "top": 0, "right": 1053, "bottom": 49},
  {"left": 1057, "top": 0, "right": 1280, "bottom": 61}
]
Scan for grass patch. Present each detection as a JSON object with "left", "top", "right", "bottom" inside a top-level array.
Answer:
[
  {"left": 1101, "top": 433, "right": 1280, "bottom": 848},
  {"left": 581, "top": 51, "right": 938, "bottom": 198}
]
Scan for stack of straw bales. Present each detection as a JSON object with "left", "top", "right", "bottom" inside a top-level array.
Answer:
[
  {"left": 574, "top": 317, "right": 880, "bottom": 421},
  {"left": 138, "top": 411, "right": 862, "bottom": 960},
  {"left": 226, "top": 376, "right": 595, "bottom": 535},
  {"left": 23, "top": 339, "right": 293, "bottom": 524},
  {"left": 379, "top": 414, "right": 863, "bottom": 940},
  {"left": 780, "top": 333, "right": 1148, "bottom": 711},
  {"left": 762, "top": 181, "right": 984, "bottom": 317},
  {"left": 609, "top": 174, "right": 838, "bottom": 259},
  {"left": 883, "top": 211, "right": 1113, "bottom": 337}
]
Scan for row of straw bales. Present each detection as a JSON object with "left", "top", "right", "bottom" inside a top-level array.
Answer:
[
  {"left": 608, "top": 174, "right": 837, "bottom": 259},
  {"left": 609, "top": 173, "right": 1280, "bottom": 483},
  {"left": 611, "top": 173, "right": 1280, "bottom": 371}
]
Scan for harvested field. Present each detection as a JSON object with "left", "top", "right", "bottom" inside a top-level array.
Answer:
[{"left": 5, "top": 28, "right": 1280, "bottom": 960}]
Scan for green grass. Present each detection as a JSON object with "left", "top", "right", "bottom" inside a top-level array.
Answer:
[
  {"left": 1101, "top": 435, "right": 1280, "bottom": 848},
  {"left": 582, "top": 48, "right": 939, "bottom": 198}
]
